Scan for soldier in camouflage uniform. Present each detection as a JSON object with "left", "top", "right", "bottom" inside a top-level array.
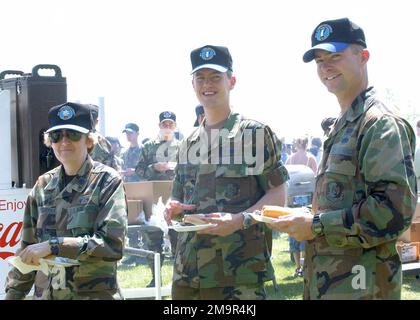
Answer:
[
  {"left": 105, "top": 136, "right": 124, "bottom": 169},
  {"left": 5, "top": 102, "right": 127, "bottom": 300},
  {"left": 88, "top": 104, "right": 121, "bottom": 171},
  {"left": 135, "top": 111, "right": 180, "bottom": 181},
  {"left": 165, "top": 45, "right": 289, "bottom": 300},
  {"left": 134, "top": 112, "right": 181, "bottom": 287},
  {"left": 269, "top": 18, "right": 417, "bottom": 300},
  {"left": 121, "top": 123, "right": 142, "bottom": 183},
  {"left": 120, "top": 123, "right": 144, "bottom": 266}
]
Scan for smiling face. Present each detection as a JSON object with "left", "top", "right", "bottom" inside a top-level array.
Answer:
[
  {"left": 315, "top": 45, "right": 369, "bottom": 104},
  {"left": 50, "top": 130, "right": 92, "bottom": 173},
  {"left": 192, "top": 68, "right": 236, "bottom": 110}
]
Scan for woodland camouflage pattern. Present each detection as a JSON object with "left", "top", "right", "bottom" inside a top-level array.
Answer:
[
  {"left": 121, "top": 145, "right": 142, "bottom": 182},
  {"left": 90, "top": 134, "right": 121, "bottom": 171},
  {"left": 171, "top": 112, "right": 289, "bottom": 296},
  {"left": 306, "top": 87, "right": 417, "bottom": 300},
  {"left": 135, "top": 138, "right": 180, "bottom": 181},
  {"left": 5, "top": 156, "right": 127, "bottom": 300}
]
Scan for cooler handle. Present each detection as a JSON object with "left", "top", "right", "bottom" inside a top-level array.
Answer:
[
  {"left": 32, "top": 64, "right": 62, "bottom": 78},
  {"left": 0, "top": 70, "right": 24, "bottom": 80}
]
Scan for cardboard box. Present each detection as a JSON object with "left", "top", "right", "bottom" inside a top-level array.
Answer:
[
  {"left": 413, "top": 199, "right": 420, "bottom": 222},
  {"left": 124, "top": 181, "right": 173, "bottom": 219},
  {"left": 399, "top": 221, "right": 420, "bottom": 243},
  {"left": 127, "top": 199, "right": 143, "bottom": 225},
  {"left": 397, "top": 242, "right": 419, "bottom": 263}
]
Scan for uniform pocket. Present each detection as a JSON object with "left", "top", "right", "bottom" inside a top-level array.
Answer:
[
  {"left": 36, "top": 207, "right": 57, "bottom": 240},
  {"left": 177, "top": 164, "right": 198, "bottom": 205},
  {"left": 325, "top": 160, "right": 356, "bottom": 176},
  {"left": 320, "top": 156, "right": 357, "bottom": 209},
  {"left": 67, "top": 205, "right": 98, "bottom": 236},
  {"left": 215, "top": 164, "right": 254, "bottom": 212},
  {"left": 310, "top": 239, "right": 374, "bottom": 299}
]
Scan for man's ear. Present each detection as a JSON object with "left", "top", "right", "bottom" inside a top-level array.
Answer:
[
  {"left": 229, "top": 76, "right": 236, "bottom": 90},
  {"left": 361, "top": 49, "right": 370, "bottom": 64}
]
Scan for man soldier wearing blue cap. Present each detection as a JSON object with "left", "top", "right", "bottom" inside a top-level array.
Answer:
[
  {"left": 164, "top": 45, "right": 289, "bottom": 300},
  {"left": 134, "top": 111, "right": 181, "bottom": 287},
  {"left": 135, "top": 111, "right": 180, "bottom": 181},
  {"left": 121, "top": 123, "right": 142, "bottom": 183},
  {"left": 120, "top": 122, "right": 144, "bottom": 267},
  {"left": 5, "top": 102, "right": 127, "bottom": 300},
  {"left": 269, "top": 18, "right": 417, "bottom": 300}
]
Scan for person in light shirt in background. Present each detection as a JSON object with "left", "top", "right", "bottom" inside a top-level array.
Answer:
[
  {"left": 286, "top": 136, "right": 317, "bottom": 174},
  {"left": 285, "top": 136, "right": 317, "bottom": 277}
]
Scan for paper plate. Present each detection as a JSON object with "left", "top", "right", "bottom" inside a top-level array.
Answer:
[
  {"left": 249, "top": 212, "right": 285, "bottom": 223},
  {"left": 42, "top": 257, "right": 80, "bottom": 267},
  {"left": 169, "top": 223, "right": 216, "bottom": 232}
]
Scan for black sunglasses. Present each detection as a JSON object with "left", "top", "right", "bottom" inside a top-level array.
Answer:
[{"left": 48, "top": 130, "right": 84, "bottom": 143}]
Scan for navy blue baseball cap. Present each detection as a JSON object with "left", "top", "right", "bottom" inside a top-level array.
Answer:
[
  {"left": 303, "top": 18, "right": 366, "bottom": 63},
  {"left": 46, "top": 102, "right": 94, "bottom": 134},
  {"left": 123, "top": 123, "right": 139, "bottom": 133},
  {"left": 191, "top": 45, "right": 233, "bottom": 74},
  {"left": 159, "top": 111, "right": 176, "bottom": 123}
]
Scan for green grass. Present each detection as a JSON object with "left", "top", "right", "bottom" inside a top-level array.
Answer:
[{"left": 117, "top": 232, "right": 420, "bottom": 300}]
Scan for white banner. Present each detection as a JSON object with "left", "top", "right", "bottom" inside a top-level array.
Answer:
[{"left": 0, "top": 188, "right": 30, "bottom": 298}]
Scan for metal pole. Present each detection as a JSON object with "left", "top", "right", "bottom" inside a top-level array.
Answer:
[
  {"left": 98, "top": 96, "right": 105, "bottom": 135},
  {"left": 154, "top": 252, "right": 162, "bottom": 300}
]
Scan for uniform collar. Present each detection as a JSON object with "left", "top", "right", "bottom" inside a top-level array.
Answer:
[
  {"left": 331, "top": 87, "right": 376, "bottom": 135},
  {"left": 189, "top": 112, "right": 242, "bottom": 142},
  {"left": 45, "top": 156, "right": 93, "bottom": 193}
]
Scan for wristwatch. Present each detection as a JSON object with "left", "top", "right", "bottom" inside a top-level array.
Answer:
[
  {"left": 241, "top": 212, "right": 253, "bottom": 230},
  {"left": 49, "top": 237, "right": 60, "bottom": 256},
  {"left": 312, "top": 214, "right": 324, "bottom": 237}
]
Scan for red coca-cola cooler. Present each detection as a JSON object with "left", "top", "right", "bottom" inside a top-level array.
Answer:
[{"left": 0, "top": 64, "right": 66, "bottom": 188}]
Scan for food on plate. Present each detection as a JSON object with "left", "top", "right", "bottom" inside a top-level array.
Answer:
[
  {"left": 183, "top": 213, "right": 222, "bottom": 225},
  {"left": 261, "top": 205, "right": 294, "bottom": 218}
]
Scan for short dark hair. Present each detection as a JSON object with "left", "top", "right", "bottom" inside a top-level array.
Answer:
[{"left": 89, "top": 104, "right": 99, "bottom": 121}]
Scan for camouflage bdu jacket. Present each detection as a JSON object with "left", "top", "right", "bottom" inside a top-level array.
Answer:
[
  {"left": 122, "top": 145, "right": 142, "bottom": 182},
  {"left": 135, "top": 138, "right": 180, "bottom": 181},
  {"left": 306, "top": 87, "right": 417, "bottom": 300},
  {"left": 90, "top": 134, "right": 121, "bottom": 171},
  {"left": 172, "top": 112, "right": 289, "bottom": 289},
  {"left": 5, "top": 156, "right": 128, "bottom": 300}
]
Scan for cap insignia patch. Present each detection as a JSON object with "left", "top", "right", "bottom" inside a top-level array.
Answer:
[
  {"left": 200, "top": 47, "right": 216, "bottom": 61},
  {"left": 58, "top": 105, "right": 75, "bottom": 120},
  {"left": 315, "top": 24, "right": 333, "bottom": 41}
]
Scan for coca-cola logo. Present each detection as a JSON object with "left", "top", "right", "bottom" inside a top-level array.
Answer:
[
  {"left": 0, "top": 198, "right": 26, "bottom": 260},
  {"left": 0, "top": 221, "right": 23, "bottom": 259}
]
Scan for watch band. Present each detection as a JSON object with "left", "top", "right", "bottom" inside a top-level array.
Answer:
[
  {"left": 312, "top": 214, "right": 324, "bottom": 236},
  {"left": 49, "top": 237, "right": 60, "bottom": 256},
  {"left": 241, "top": 212, "right": 253, "bottom": 230}
]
